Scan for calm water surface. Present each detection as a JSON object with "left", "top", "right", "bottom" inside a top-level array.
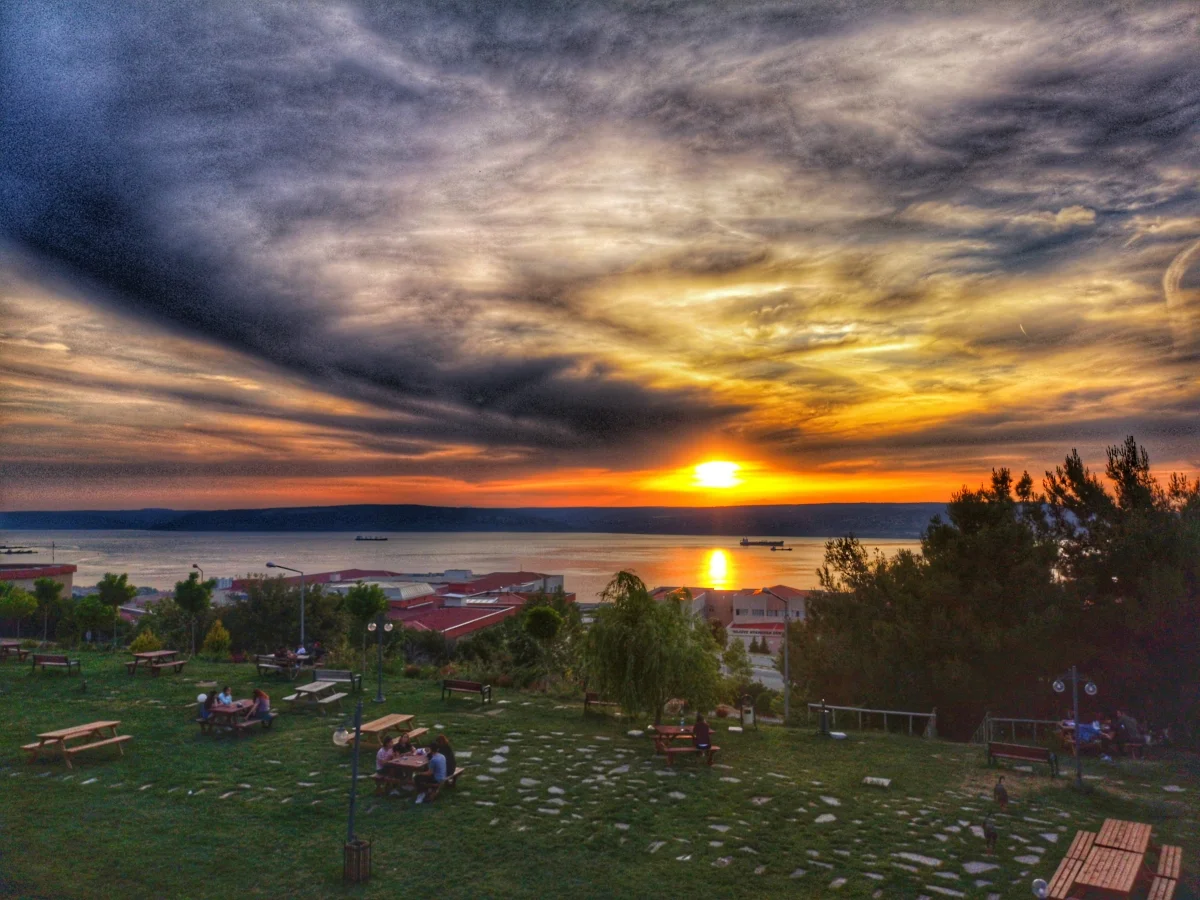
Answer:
[{"left": 1, "top": 531, "right": 918, "bottom": 599}]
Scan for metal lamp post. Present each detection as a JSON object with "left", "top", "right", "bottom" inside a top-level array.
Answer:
[
  {"left": 366, "top": 614, "right": 394, "bottom": 703},
  {"left": 1052, "top": 665, "right": 1098, "bottom": 789},
  {"left": 342, "top": 698, "right": 370, "bottom": 883},
  {"left": 192, "top": 563, "right": 204, "bottom": 582},
  {"left": 265, "top": 562, "right": 305, "bottom": 648},
  {"left": 762, "top": 587, "right": 794, "bottom": 724}
]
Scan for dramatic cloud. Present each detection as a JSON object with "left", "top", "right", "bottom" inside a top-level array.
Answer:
[{"left": 1, "top": 0, "right": 1198, "bottom": 508}]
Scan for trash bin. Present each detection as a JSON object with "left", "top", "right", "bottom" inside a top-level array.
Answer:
[
  {"left": 818, "top": 702, "right": 830, "bottom": 736},
  {"left": 344, "top": 838, "right": 372, "bottom": 883}
]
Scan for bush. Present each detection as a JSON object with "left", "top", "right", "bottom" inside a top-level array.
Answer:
[
  {"left": 129, "top": 629, "right": 163, "bottom": 653},
  {"left": 496, "top": 673, "right": 514, "bottom": 688},
  {"left": 404, "top": 664, "right": 420, "bottom": 678},
  {"left": 200, "top": 619, "right": 232, "bottom": 659}
]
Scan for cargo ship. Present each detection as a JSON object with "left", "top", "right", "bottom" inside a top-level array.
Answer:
[{"left": 739, "top": 538, "right": 785, "bottom": 547}]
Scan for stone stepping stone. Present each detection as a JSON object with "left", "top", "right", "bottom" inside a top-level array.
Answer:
[
  {"left": 820, "top": 796, "right": 841, "bottom": 806},
  {"left": 1163, "top": 785, "right": 1185, "bottom": 792},
  {"left": 710, "top": 824, "right": 731, "bottom": 833},
  {"left": 537, "top": 808, "right": 560, "bottom": 815},
  {"left": 668, "top": 791, "right": 687, "bottom": 800},
  {"left": 923, "top": 887, "right": 965, "bottom": 898},
  {"left": 790, "top": 869, "right": 807, "bottom": 878},
  {"left": 475, "top": 801, "right": 495, "bottom": 807},
  {"left": 488, "top": 768, "right": 508, "bottom": 774},
  {"left": 750, "top": 797, "right": 772, "bottom": 806},
  {"left": 1014, "top": 855, "right": 1040, "bottom": 865},
  {"left": 476, "top": 775, "right": 494, "bottom": 782},
  {"left": 676, "top": 855, "right": 692, "bottom": 862},
  {"left": 829, "top": 878, "right": 847, "bottom": 889},
  {"left": 933, "top": 871, "right": 960, "bottom": 880},
  {"left": 815, "top": 814, "right": 836, "bottom": 824},
  {"left": 754, "top": 865, "right": 767, "bottom": 875},
  {"left": 864, "top": 873, "right": 884, "bottom": 880},
  {"left": 713, "top": 857, "right": 733, "bottom": 868},
  {"left": 520, "top": 778, "right": 540, "bottom": 787},
  {"left": 614, "top": 823, "right": 630, "bottom": 830},
  {"left": 81, "top": 778, "right": 99, "bottom": 786},
  {"left": 548, "top": 786, "right": 565, "bottom": 795},
  {"left": 720, "top": 777, "right": 741, "bottom": 783},
  {"left": 1040, "top": 833, "right": 1059, "bottom": 843},
  {"left": 710, "top": 841, "right": 724, "bottom": 848},
  {"left": 863, "top": 777, "right": 892, "bottom": 787},
  {"left": 895, "top": 853, "right": 942, "bottom": 867},
  {"left": 963, "top": 862, "right": 998, "bottom": 875}
]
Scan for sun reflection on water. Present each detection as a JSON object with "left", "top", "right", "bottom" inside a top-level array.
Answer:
[{"left": 704, "top": 548, "right": 733, "bottom": 590}]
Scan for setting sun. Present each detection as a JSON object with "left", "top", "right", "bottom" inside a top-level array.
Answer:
[{"left": 694, "top": 461, "right": 741, "bottom": 489}]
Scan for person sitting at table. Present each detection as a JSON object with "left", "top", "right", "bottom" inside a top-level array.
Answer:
[
  {"left": 295, "top": 643, "right": 307, "bottom": 658},
  {"left": 199, "top": 692, "right": 216, "bottom": 721},
  {"left": 246, "top": 688, "right": 271, "bottom": 720},
  {"left": 414, "top": 744, "right": 447, "bottom": 803},
  {"left": 692, "top": 713, "right": 712, "bottom": 750},
  {"left": 392, "top": 731, "right": 414, "bottom": 756},
  {"left": 217, "top": 685, "right": 233, "bottom": 706},
  {"left": 1115, "top": 709, "right": 1140, "bottom": 748},
  {"left": 310, "top": 640, "right": 327, "bottom": 663},
  {"left": 274, "top": 646, "right": 294, "bottom": 663},
  {"left": 433, "top": 734, "right": 455, "bottom": 773},
  {"left": 376, "top": 735, "right": 397, "bottom": 772}
]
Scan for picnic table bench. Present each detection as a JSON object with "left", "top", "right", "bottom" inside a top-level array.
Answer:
[
  {"left": 256, "top": 654, "right": 302, "bottom": 678},
  {"left": 584, "top": 691, "right": 618, "bottom": 713},
  {"left": 1048, "top": 820, "right": 1178, "bottom": 900},
  {"left": 29, "top": 653, "right": 81, "bottom": 675},
  {"left": 125, "top": 649, "right": 186, "bottom": 676},
  {"left": 355, "top": 713, "right": 429, "bottom": 748},
  {"left": 23, "top": 721, "right": 131, "bottom": 768},
  {"left": 283, "top": 680, "right": 346, "bottom": 714},
  {"left": 311, "top": 669, "right": 362, "bottom": 692},
  {"left": 423, "top": 766, "right": 465, "bottom": 803},
  {"left": 441, "top": 678, "right": 491, "bottom": 704},
  {"left": 0, "top": 641, "right": 29, "bottom": 662},
  {"left": 651, "top": 725, "right": 721, "bottom": 766},
  {"left": 374, "top": 756, "right": 464, "bottom": 800},
  {"left": 986, "top": 740, "right": 1058, "bottom": 776}
]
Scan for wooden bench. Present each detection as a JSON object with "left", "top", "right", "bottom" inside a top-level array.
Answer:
[
  {"left": 987, "top": 741, "right": 1058, "bottom": 776},
  {"left": 64, "top": 734, "right": 132, "bottom": 762},
  {"left": 584, "top": 691, "right": 618, "bottom": 713},
  {"left": 1065, "top": 830, "right": 1097, "bottom": 860},
  {"left": 256, "top": 655, "right": 297, "bottom": 677},
  {"left": 30, "top": 653, "right": 81, "bottom": 675},
  {"left": 663, "top": 744, "right": 720, "bottom": 766},
  {"left": 317, "top": 692, "right": 347, "bottom": 713},
  {"left": 1157, "top": 845, "right": 1182, "bottom": 881},
  {"left": 312, "top": 669, "right": 362, "bottom": 692},
  {"left": 441, "top": 679, "right": 492, "bottom": 704},
  {"left": 404, "top": 727, "right": 429, "bottom": 745},
  {"left": 151, "top": 660, "right": 186, "bottom": 675},
  {"left": 197, "top": 713, "right": 276, "bottom": 736},
  {"left": 1047, "top": 855, "right": 1085, "bottom": 900},
  {"left": 424, "top": 766, "right": 465, "bottom": 803},
  {"left": 1, "top": 646, "right": 29, "bottom": 662},
  {"left": 1148, "top": 877, "right": 1177, "bottom": 900}
]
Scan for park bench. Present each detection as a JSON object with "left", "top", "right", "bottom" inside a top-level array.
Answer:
[
  {"left": 663, "top": 744, "right": 720, "bottom": 766},
  {"left": 312, "top": 669, "right": 362, "bottom": 692},
  {"left": 1149, "top": 877, "right": 1178, "bottom": 900},
  {"left": 126, "top": 659, "right": 187, "bottom": 675},
  {"left": 986, "top": 740, "right": 1058, "bottom": 776},
  {"left": 30, "top": 653, "right": 81, "bottom": 675},
  {"left": 405, "top": 727, "right": 429, "bottom": 745},
  {"left": 441, "top": 678, "right": 492, "bottom": 704},
  {"left": 196, "top": 712, "right": 277, "bottom": 736},
  {"left": 1157, "top": 845, "right": 1182, "bottom": 881},
  {"left": 1047, "top": 855, "right": 1085, "bottom": 900},
  {"left": 584, "top": 691, "right": 618, "bottom": 714},
  {"left": 0, "top": 645, "right": 29, "bottom": 662},
  {"left": 1065, "top": 830, "right": 1096, "bottom": 860},
  {"left": 65, "top": 734, "right": 132, "bottom": 762}
]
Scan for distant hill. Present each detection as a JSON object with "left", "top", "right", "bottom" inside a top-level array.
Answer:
[{"left": 0, "top": 503, "right": 945, "bottom": 538}]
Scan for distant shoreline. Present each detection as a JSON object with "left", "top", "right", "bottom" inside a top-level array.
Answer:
[{"left": 0, "top": 502, "right": 944, "bottom": 539}]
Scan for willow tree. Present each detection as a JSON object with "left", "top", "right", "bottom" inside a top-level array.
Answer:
[{"left": 582, "top": 571, "right": 721, "bottom": 724}]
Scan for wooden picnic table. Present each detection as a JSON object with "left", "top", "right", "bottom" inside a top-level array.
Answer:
[
  {"left": 285, "top": 679, "right": 346, "bottom": 715},
  {"left": 1097, "top": 818, "right": 1153, "bottom": 855},
  {"left": 651, "top": 725, "right": 694, "bottom": 752},
  {"left": 0, "top": 641, "right": 28, "bottom": 662},
  {"left": 208, "top": 700, "right": 253, "bottom": 728},
  {"left": 127, "top": 649, "right": 184, "bottom": 675},
  {"left": 24, "top": 720, "right": 130, "bottom": 768},
  {"left": 1074, "top": 847, "right": 1145, "bottom": 896},
  {"left": 359, "top": 713, "right": 415, "bottom": 746}
]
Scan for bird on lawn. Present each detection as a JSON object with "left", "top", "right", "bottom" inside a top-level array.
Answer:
[
  {"left": 994, "top": 775, "right": 1009, "bottom": 810},
  {"left": 984, "top": 815, "right": 998, "bottom": 854}
]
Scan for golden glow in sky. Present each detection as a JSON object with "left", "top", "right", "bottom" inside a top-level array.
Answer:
[{"left": 694, "top": 461, "right": 741, "bottom": 489}]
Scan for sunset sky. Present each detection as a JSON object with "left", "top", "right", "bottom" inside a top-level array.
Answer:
[{"left": 2, "top": 1, "right": 1198, "bottom": 510}]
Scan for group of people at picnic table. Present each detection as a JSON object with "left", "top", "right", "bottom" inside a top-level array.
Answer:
[
  {"left": 375, "top": 732, "right": 456, "bottom": 804},
  {"left": 271, "top": 641, "right": 327, "bottom": 665},
  {"left": 198, "top": 686, "right": 272, "bottom": 722},
  {"left": 1062, "top": 708, "right": 1171, "bottom": 756}
]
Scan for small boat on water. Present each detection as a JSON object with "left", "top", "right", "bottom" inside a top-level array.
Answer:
[
  {"left": 739, "top": 538, "right": 785, "bottom": 547},
  {"left": 770, "top": 546, "right": 792, "bottom": 551},
  {"left": 354, "top": 536, "right": 388, "bottom": 541}
]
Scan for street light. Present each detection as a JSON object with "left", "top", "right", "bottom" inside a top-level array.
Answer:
[
  {"left": 192, "top": 563, "right": 204, "bottom": 582},
  {"left": 366, "top": 614, "right": 395, "bottom": 703},
  {"left": 265, "top": 562, "right": 306, "bottom": 648},
  {"left": 761, "top": 587, "right": 796, "bottom": 724},
  {"left": 1052, "top": 665, "right": 1098, "bottom": 789}
]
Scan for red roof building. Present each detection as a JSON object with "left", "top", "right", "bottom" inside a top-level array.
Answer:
[
  {"left": 0, "top": 563, "right": 77, "bottom": 596},
  {"left": 387, "top": 602, "right": 520, "bottom": 638},
  {"left": 231, "top": 569, "right": 403, "bottom": 591}
]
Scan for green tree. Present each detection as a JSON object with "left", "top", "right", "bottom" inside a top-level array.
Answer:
[
  {"left": 0, "top": 582, "right": 37, "bottom": 638},
  {"left": 344, "top": 582, "right": 390, "bottom": 670},
  {"left": 33, "top": 576, "right": 66, "bottom": 643},
  {"left": 129, "top": 628, "right": 163, "bottom": 654},
  {"left": 222, "top": 577, "right": 347, "bottom": 654},
  {"left": 74, "top": 594, "right": 115, "bottom": 642},
  {"left": 174, "top": 571, "right": 216, "bottom": 656},
  {"left": 523, "top": 605, "right": 565, "bottom": 688},
  {"left": 722, "top": 638, "right": 754, "bottom": 682},
  {"left": 96, "top": 572, "right": 137, "bottom": 648},
  {"left": 200, "top": 619, "right": 232, "bottom": 658},
  {"left": 582, "top": 571, "right": 721, "bottom": 724},
  {"left": 709, "top": 619, "right": 728, "bottom": 649}
]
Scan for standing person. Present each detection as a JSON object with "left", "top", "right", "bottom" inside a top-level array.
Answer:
[
  {"left": 693, "top": 713, "right": 712, "bottom": 750},
  {"left": 217, "top": 685, "right": 233, "bottom": 706},
  {"left": 414, "top": 744, "right": 447, "bottom": 803},
  {"left": 433, "top": 734, "right": 456, "bottom": 774},
  {"left": 375, "top": 736, "right": 396, "bottom": 772}
]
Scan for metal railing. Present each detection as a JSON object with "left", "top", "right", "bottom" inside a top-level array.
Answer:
[
  {"left": 970, "top": 713, "right": 1061, "bottom": 745},
  {"left": 807, "top": 702, "right": 937, "bottom": 738}
]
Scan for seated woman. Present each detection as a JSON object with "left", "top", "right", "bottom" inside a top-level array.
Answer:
[
  {"left": 433, "top": 734, "right": 455, "bottom": 773},
  {"left": 392, "top": 732, "right": 414, "bottom": 756},
  {"left": 246, "top": 688, "right": 270, "bottom": 720},
  {"left": 692, "top": 713, "right": 712, "bottom": 750},
  {"left": 199, "top": 692, "right": 216, "bottom": 721},
  {"left": 216, "top": 685, "right": 234, "bottom": 706},
  {"left": 375, "top": 736, "right": 397, "bottom": 772}
]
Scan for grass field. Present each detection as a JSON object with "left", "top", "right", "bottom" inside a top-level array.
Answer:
[{"left": 1, "top": 654, "right": 1196, "bottom": 899}]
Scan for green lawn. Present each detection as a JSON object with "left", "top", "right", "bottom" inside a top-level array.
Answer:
[{"left": 1, "top": 654, "right": 1196, "bottom": 899}]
